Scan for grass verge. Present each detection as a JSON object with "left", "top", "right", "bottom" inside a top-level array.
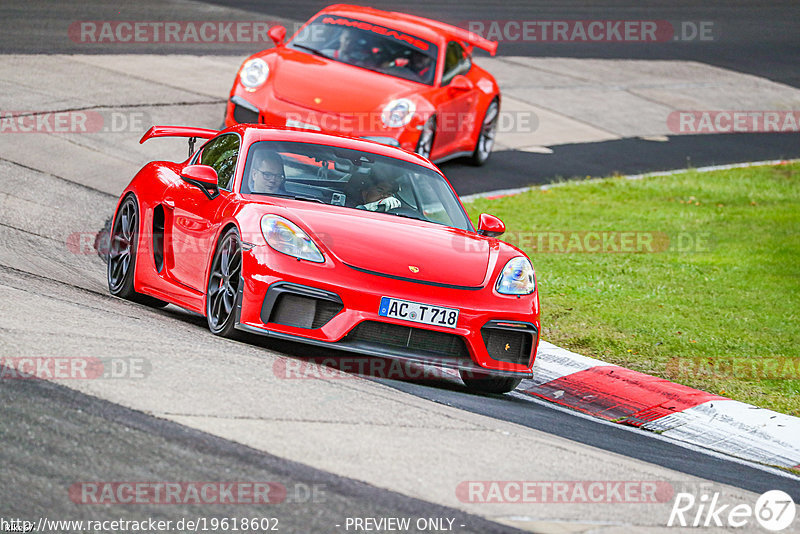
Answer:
[{"left": 463, "top": 162, "right": 800, "bottom": 416}]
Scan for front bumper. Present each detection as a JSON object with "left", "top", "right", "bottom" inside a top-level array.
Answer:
[
  {"left": 226, "top": 92, "right": 421, "bottom": 153},
  {"left": 235, "top": 245, "right": 539, "bottom": 377}
]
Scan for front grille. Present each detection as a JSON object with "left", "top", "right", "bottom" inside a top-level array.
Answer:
[
  {"left": 233, "top": 104, "right": 259, "bottom": 124},
  {"left": 346, "top": 321, "right": 469, "bottom": 360},
  {"left": 269, "top": 294, "right": 342, "bottom": 329},
  {"left": 481, "top": 327, "right": 533, "bottom": 366}
]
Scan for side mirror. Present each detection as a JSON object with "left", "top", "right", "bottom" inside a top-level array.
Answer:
[
  {"left": 477, "top": 213, "right": 505, "bottom": 237},
  {"left": 181, "top": 165, "right": 219, "bottom": 200},
  {"left": 269, "top": 25, "right": 287, "bottom": 47},
  {"left": 448, "top": 75, "right": 474, "bottom": 94}
]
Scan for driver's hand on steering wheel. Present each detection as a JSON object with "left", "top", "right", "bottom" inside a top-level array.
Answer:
[
  {"left": 376, "top": 196, "right": 401, "bottom": 211},
  {"left": 358, "top": 196, "right": 401, "bottom": 212}
]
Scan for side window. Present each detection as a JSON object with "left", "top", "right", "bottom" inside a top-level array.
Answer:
[
  {"left": 199, "top": 134, "right": 240, "bottom": 190},
  {"left": 441, "top": 41, "right": 471, "bottom": 86}
]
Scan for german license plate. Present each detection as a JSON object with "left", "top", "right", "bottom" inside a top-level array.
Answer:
[{"left": 378, "top": 297, "right": 459, "bottom": 329}]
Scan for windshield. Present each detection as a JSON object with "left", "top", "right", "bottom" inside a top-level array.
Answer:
[
  {"left": 288, "top": 15, "right": 439, "bottom": 85},
  {"left": 241, "top": 141, "right": 472, "bottom": 231}
]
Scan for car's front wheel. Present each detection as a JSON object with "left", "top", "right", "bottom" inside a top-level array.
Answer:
[
  {"left": 469, "top": 99, "right": 499, "bottom": 166},
  {"left": 459, "top": 369, "right": 522, "bottom": 394},
  {"left": 206, "top": 227, "right": 243, "bottom": 337},
  {"left": 107, "top": 195, "right": 168, "bottom": 308}
]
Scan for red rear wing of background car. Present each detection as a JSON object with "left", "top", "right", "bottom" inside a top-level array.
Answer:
[
  {"left": 413, "top": 19, "right": 498, "bottom": 56},
  {"left": 139, "top": 126, "right": 218, "bottom": 144}
]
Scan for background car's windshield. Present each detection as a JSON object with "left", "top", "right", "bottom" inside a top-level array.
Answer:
[
  {"left": 242, "top": 141, "right": 472, "bottom": 231},
  {"left": 288, "top": 15, "right": 439, "bottom": 85}
]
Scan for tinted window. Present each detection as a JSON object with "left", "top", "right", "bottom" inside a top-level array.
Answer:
[
  {"left": 242, "top": 140, "right": 473, "bottom": 231},
  {"left": 289, "top": 15, "right": 439, "bottom": 86},
  {"left": 441, "top": 41, "right": 471, "bottom": 86},
  {"left": 200, "top": 134, "right": 240, "bottom": 190}
]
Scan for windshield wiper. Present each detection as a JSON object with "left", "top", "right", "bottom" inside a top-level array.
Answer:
[
  {"left": 292, "top": 44, "right": 330, "bottom": 59},
  {"left": 388, "top": 212, "right": 426, "bottom": 222},
  {"left": 292, "top": 196, "right": 325, "bottom": 204}
]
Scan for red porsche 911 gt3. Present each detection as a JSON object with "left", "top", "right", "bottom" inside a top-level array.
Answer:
[
  {"left": 108, "top": 124, "right": 538, "bottom": 393},
  {"left": 225, "top": 4, "right": 501, "bottom": 166}
]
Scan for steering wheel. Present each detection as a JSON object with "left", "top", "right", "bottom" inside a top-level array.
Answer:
[{"left": 387, "top": 206, "right": 426, "bottom": 220}]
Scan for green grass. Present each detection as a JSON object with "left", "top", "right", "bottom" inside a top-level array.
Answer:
[{"left": 463, "top": 163, "right": 800, "bottom": 416}]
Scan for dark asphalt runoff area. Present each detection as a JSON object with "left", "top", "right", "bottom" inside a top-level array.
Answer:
[{"left": 0, "top": 377, "right": 525, "bottom": 534}]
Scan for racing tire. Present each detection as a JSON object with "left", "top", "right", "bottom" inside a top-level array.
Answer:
[
  {"left": 107, "top": 195, "right": 168, "bottom": 308},
  {"left": 206, "top": 227, "right": 243, "bottom": 338},
  {"left": 415, "top": 116, "right": 436, "bottom": 160},
  {"left": 469, "top": 99, "right": 499, "bottom": 166},
  {"left": 459, "top": 369, "right": 522, "bottom": 394}
]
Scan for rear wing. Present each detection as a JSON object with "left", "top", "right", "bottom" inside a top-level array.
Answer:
[
  {"left": 140, "top": 125, "right": 219, "bottom": 157},
  {"left": 140, "top": 125, "right": 218, "bottom": 144},
  {"left": 430, "top": 22, "right": 498, "bottom": 56}
]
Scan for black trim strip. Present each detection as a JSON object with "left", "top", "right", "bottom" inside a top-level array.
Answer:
[
  {"left": 344, "top": 263, "right": 484, "bottom": 291},
  {"left": 482, "top": 320, "right": 538, "bottom": 334},
  {"left": 234, "top": 323, "right": 533, "bottom": 378},
  {"left": 181, "top": 175, "right": 219, "bottom": 200},
  {"left": 231, "top": 95, "right": 259, "bottom": 113}
]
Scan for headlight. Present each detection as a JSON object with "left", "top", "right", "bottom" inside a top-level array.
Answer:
[
  {"left": 496, "top": 257, "right": 536, "bottom": 295},
  {"left": 381, "top": 99, "right": 416, "bottom": 128},
  {"left": 239, "top": 58, "right": 269, "bottom": 90},
  {"left": 260, "top": 215, "right": 324, "bottom": 263}
]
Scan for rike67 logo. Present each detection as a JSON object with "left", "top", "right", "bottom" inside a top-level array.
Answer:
[{"left": 668, "top": 490, "right": 796, "bottom": 531}]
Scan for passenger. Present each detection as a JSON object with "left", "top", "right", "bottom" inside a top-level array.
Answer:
[
  {"left": 409, "top": 51, "right": 434, "bottom": 83},
  {"left": 333, "top": 28, "right": 359, "bottom": 63}
]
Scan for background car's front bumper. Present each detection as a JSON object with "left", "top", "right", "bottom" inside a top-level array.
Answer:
[{"left": 226, "top": 94, "right": 421, "bottom": 153}]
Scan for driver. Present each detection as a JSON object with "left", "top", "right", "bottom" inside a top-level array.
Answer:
[
  {"left": 357, "top": 163, "right": 401, "bottom": 212},
  {"left": 333, "top": 28, "right": 381, "bottom": 67},
  {"left": 247, "top": 150, "right": 288, "bottom": 195}
]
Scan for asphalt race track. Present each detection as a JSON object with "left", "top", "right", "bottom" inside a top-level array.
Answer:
[
  {"left": 1, "top": 1, "right": 799, "bottom": 532},
  {"left": 1, "top": 0, "right": 799, "bottom": 194}
]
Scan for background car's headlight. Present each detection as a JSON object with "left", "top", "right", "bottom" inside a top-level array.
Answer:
[
  {"left": 381, "top": 99, "right": 416, "bottom": 128},
  {"left": 240, "top": 58, "right": 269, "bottom": 90},
  {"left": 496, "top": 257, "right": 536, "bottom": 295},
  {"left": 260, "top": 215, "right": 324, "bottom": 263}
]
